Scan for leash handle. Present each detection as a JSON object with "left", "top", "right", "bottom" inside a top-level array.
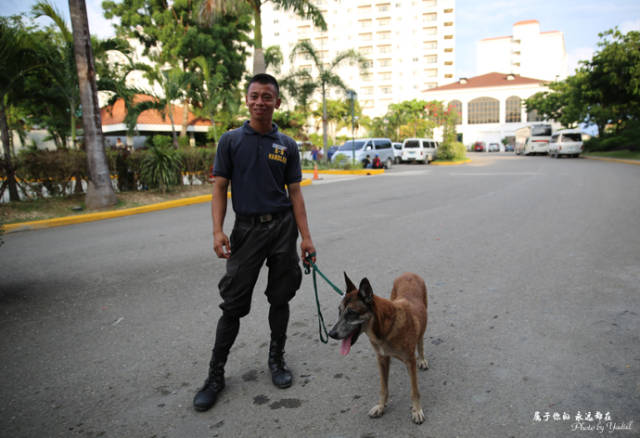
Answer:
[{"left": 303, "top": 254, "right": 343, "bottom": 344}]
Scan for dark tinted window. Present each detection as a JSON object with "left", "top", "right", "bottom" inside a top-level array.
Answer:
[
  {"left": 531, "top": 124, "right": 552, "bottom": 136},
  {"left": 375, "top": 140, "right": 391, "bottom": 149},
  {"left": 339, "top": 140, "right": 366, "bottom": 151},
  {"left": 561, "top": 133, "right": 582, "bottom": 142},
  {"left": 404, "top": 140, "right": 419, "bottom": 148}
]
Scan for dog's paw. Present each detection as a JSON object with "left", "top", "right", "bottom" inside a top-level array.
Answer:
[
  {"left": 411, "top": 407, "right": 425, "bottom": 424},
  {"left": 368, "top": 404, "right": 385, "bottom": 418},
  {"left": 418, "top": 357, "right": 429, "bottom": 370}
]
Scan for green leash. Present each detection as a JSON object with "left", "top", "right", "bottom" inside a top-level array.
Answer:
[{"left": 304, "top": 253, "right": 343, "bottom": 343}]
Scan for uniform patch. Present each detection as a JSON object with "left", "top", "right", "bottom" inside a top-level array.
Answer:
[{"left": 269, "top": 143, "right": 288, "bottom": 164}]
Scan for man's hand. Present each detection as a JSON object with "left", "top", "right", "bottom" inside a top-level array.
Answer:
[
  {"left": 214, "top": 231, "right": 231, "bottom": 259},
  {"left": 301, "top": 238, "right": 316, "bottom": 267}
]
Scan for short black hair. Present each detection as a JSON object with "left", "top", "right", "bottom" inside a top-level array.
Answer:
[{"left": 247, "top": 73, "right": 280, "bottom": 97}]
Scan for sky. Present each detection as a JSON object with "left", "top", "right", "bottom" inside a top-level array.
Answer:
[{"left": 4, "top": 0, "right": 640, "bottom": 80}]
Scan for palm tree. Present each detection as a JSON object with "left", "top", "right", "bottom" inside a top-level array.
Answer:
[
  {"left": 199, "top": 0, "right": 326, "bottom": 75},
  {"left": 68, "top": 0, "right": 116, "bottom": 208},
  {"left": 32, "top": 1, "right": 81, "bottom": 148},
  {"left": 0, "top": 18, "right": 43, "bottom": 201},
  {"left": 290, "top": 40, "right": 367, "bottom": 159}
]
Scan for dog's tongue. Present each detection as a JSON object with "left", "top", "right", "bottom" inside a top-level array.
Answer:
[{"left": 340, "top": 333, "right": 353, "bottom": 356}]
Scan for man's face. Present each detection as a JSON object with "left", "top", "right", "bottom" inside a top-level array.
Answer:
[{"left": 246, "top": 82, "right": 281, "bottom": 123}]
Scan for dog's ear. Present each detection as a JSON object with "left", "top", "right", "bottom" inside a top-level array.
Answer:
[
  {"left": 344, "top": 272, "right": 357, "bottom": 292},
  {"left": 358, "top": 278, "right": 374, "bottom": 305}
]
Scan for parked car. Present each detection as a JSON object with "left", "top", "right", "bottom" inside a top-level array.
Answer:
[
  {"left": 331, "top": 138, "right": 395, "bottom": 168},
  {"left": 392, "top": 142, "right": 402, "bottom": 163},
  {"left": 488, "top": 142, "right": 500, "bottom": 152},
  {"left": 400, "top": 138, "right": 439, "bottom": 164},
  {"left": 473, "top": 141, "right": 485, "bottom": 152},
  {"left": 505, "top": 143, "right": 514, "bottom": 152},
  {"left": 548, "top": 129, "right": 584, "bottom": 158}
]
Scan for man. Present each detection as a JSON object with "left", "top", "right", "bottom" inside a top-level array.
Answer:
[{"left": 194, "top": 73, "right": 316, "bottom": 412}]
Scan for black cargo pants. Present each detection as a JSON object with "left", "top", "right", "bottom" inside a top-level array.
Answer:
[{"left": 211, "top": 209, "right": 302, "bottom": 364}]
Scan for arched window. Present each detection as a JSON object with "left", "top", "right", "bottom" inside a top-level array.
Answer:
[
  {"left": 505, "top": 96, "right": 522, "bottom": 123},
  {"left": 448, "top": 100, "right": 462, "bottom": 123},
  {"left": 468, "top": 97, "right": 499, "bottom": 124}
]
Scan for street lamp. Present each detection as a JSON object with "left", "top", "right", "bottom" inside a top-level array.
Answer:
[{"left": 346, "top": 89, "right": 357, "bottom": 165}]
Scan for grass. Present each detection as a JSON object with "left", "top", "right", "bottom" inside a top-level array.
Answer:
[
  {"left": 0, "top": 184, "right": 213, "bottom": 225},
  {"left": 583, "top": 150, "right": 640, "bottom": 160}
]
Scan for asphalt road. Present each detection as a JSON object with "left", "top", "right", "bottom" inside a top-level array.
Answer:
[{"left": 1, "top": 153, "right": 639, "bottom": 438}]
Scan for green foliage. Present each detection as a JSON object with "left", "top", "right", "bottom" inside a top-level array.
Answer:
[
  {"left": 16, "top": 149, "right": 86, "bottom": 198},
  {"left": 525, "top": 28, "right": 640, "bottom": 136},
  {"left": 179, "top": 146, "right": 216, "bottom": 184},
  {"left": 103, "top": 0, "right": 251, "bottom": 137},
  {"left": 139, "top": 143, "right": 183, "bottom": 192},
  {"left": 583, "top": 120, "right": 640, "bottom": 152},
  {"left": 436, "top": 141, "right": 466, "bottom": 162}
]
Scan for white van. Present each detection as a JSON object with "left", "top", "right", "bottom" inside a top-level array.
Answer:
[
  {"left": 401, "top": 138, "right": 439, "bottom": 163},
  {"left": 331, "top": 138, "right": 395, "bottom": 168},
  {"left": 548, "top": 129, "right": 584, "bottom": 158}
]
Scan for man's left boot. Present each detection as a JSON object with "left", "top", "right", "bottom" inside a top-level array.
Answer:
[{"left": 268, "top": 337, "right": 293, "bottom": 389}]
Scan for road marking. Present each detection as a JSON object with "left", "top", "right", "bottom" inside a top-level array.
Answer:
[{"left": 448, "top": 172, "right": 541, "bottom": 176}]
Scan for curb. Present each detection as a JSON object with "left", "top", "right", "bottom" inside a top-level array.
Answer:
[
  {"left": 302, "top": 169, "right": 385, "bottom": 176},
  {"left": 3, "top": 179, "right": 312, "bottom": 233},
  {"left": 582, "top": 156, "right": 640, "bottom": 166},
  {"left": 430, "top": 159, "right": 472, "bottom": 166}
]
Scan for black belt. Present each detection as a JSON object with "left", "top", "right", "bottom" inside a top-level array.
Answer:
[{"left": 236, "top": 210, "right": 289, "bottom": 225}]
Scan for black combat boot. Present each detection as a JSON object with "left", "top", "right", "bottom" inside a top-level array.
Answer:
[
  {"left": 268, "top": 337, "right": 293, "bottom": 389},
  {"left": 193, "top": 359, "right": 225, "bottom": 412}
]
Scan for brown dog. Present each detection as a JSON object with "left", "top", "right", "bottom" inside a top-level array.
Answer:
[{"left": 328, "top": 272, "right": 429, "bottom": 424}]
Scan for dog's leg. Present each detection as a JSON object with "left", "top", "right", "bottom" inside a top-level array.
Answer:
[
  {"left": 406, "top": 359, "right": 425, "bottom": 424},
  {"left": 416, "top": 333, "right": 429, "bottom": 370},
  {"left": 368, "top": 355, "right": 390, "bottom": 418}
]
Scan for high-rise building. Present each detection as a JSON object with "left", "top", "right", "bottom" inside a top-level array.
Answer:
[
  {"left": 476, "top": 20, "right": 568, "bottom": 82},
  {"left": 260, "top": 0, "right": 456, "bottom": 117}
]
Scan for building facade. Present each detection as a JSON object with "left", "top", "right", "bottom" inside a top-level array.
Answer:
[
  {"left": 477, "top": 20, "right": 568, "bottom": 82},
  {"left": 423, "top": 72, "right": 560, "bottom": 146},
  {"left": 260, "top": 0, "right": 456, "bottom": 117}
]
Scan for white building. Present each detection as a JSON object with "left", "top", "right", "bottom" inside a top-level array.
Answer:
[
  {"left": 422, "top": 72, "right": 559, "bottom": 146},
  {"left": 260, "top": 0, "right": 456, "bottom": 117},
  {"left": 477, "top": 20, "right": 568, "bottom": 82}
]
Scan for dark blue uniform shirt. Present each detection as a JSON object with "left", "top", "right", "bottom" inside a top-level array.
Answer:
[{"left": 213, "top": 121, "right": 302, "bottom": 216}]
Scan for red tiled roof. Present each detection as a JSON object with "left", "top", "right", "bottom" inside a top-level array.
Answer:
[
  {"left": 423, "top": 72, "right": 547, "bottom": 93},
  {"left": 480, "top": 35, "right": 511, "bottom": 41},
  {"left": 514, "top": 19, "right": 539, "bottom": 26},
  {"left": 101, "top": 95, "right": 211, "bottom": 127}
]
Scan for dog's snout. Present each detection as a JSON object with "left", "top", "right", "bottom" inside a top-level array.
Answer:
[{"left": 328, "top": 326, "right": 339, "bottom": 340}]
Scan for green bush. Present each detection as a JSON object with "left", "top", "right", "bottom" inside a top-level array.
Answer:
[
  {"left": 584, "top": 122, "right": 640, "bottom": 152},
  {"left": 179, "top": 146, "right": 216, "bottom": 184},
  {"left": 436, "top": 141, "right": 467, "bottom": 161},
  {"left": 16, "top": 149, "right": 86, "bottom": 198},
  {"left": 139, "top": 144, "right": 183, "bottom": 192}
]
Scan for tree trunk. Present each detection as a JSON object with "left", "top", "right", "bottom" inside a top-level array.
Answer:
[
  {"left": 252, "top": 4, "right": 265, "bottom": 74},
  {"left": 322, "top": 84, "right": 328, "bottom": 161},
  {"left": 180, "top": 98, "right": 189, "bottom": 139},
  {"left": 68, "top": 0, "right": 116, "bottom": 209},
  {"left": 0, "top": 106, "right": 19, "bottom": 201}
]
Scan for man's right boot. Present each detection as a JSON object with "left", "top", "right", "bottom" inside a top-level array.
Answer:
[{"left": 193, "top": 362, "right": 225, "bottom": 412}]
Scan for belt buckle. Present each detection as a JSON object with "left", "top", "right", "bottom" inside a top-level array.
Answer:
[{"left": 259, "top": 214, "right": 272, "bottom": 223}]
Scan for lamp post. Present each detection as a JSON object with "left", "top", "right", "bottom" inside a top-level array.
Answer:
[{"left": 346, "top": 89, "right": 357, "bottom": 165}]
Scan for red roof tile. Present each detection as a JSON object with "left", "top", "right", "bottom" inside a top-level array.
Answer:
[
  {"left": 424, "top": 72, "right": 547, "bottom": 93},
  {"left": 514, "top": 19, "right": 539, "bottom": 26},
  {"left": 101, "top": 95, "right": 211, "bottom": 127}
]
